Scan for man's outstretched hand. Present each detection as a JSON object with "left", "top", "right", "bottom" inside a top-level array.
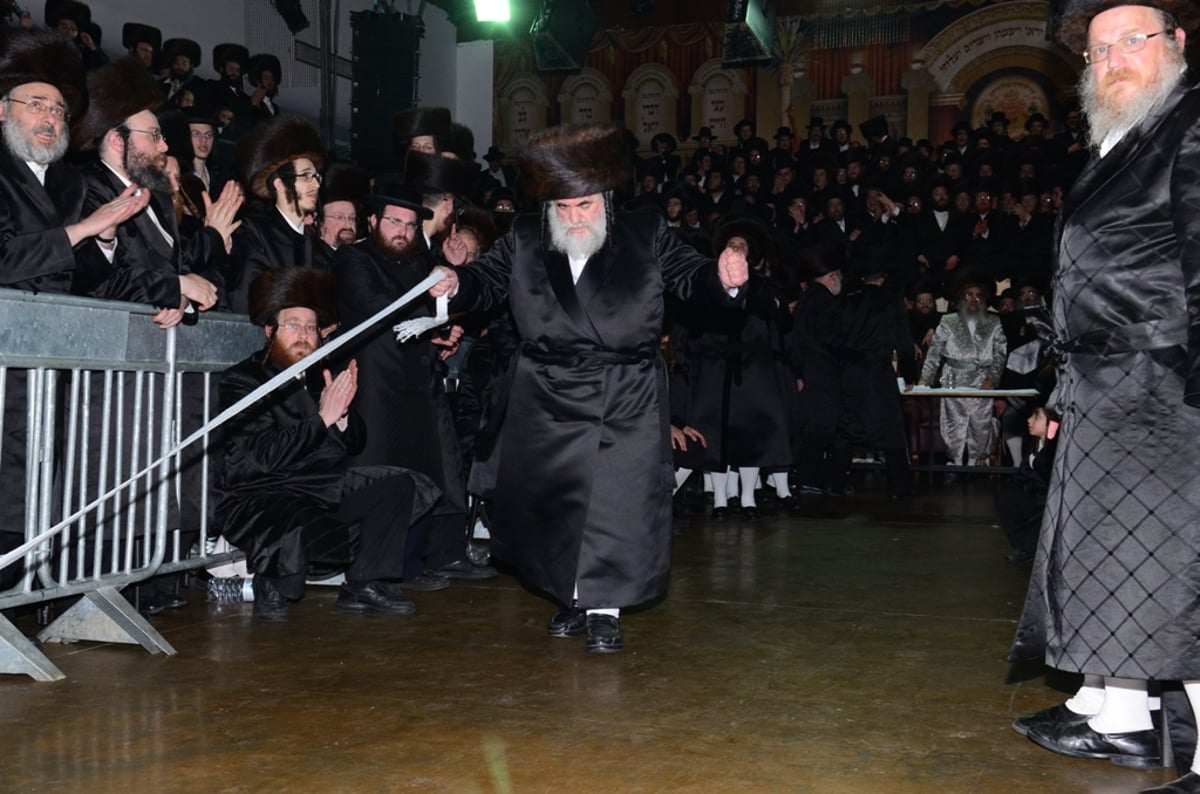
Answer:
[{"left": 718, "top": 238, "right": 750, "bottom": 291}]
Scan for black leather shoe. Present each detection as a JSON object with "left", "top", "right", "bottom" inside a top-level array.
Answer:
[
  {"left": 252, "top": 574, "right": 288, "bottom": 622},
  {"left": 431, "top": 559, "right": 498, "bottom": 580},
  {"left": 335, "top": 581, "right": 416, "bottom": 615},
  {"left": 742, "top": 506, "right": 759, "bottom": 520},
  {"left": 398, "top": 573, "right": 451, "bottom": 592},
  {"left": 137, "top": 593, "right": 165, "bottom": 616},
  {"left": 547, "top": 604, "right": 586, "bottom": 637},
  {"left": 586, "top": 614, "right": 624, "bottom": 654},
  {"left": 1142, "top": 772, "right": 1200, "bottom": 793},
  {"left": 1011, "top": 703, "right": 1092, "bottom": 737},
  {"left": 1026, "top": 721, "right": 1160, "bottom": 768},
  {"left": 796, "top": 485, "right": 825, "bottom": 497},
  {"left": 711, "top": 506, "right": 728, "bottom": 521}
]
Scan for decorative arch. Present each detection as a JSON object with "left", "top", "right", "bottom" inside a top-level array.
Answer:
[
  {"left": 497, "top": 73, "right": 549, "bottom": 147},
  {"left": 621, "top": 63, "right": 680, "bottom": 148},
  {"left": 921, "top": 1, "right": 1079, "bottom": 96},
  {"left": 687, "top": 57, "right": 749, "bottom": 142},
  {"left": 559, "top": 68, "right": 614, "bottom": 125}
]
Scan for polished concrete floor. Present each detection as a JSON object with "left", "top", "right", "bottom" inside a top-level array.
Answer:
[{"left": 0, "top": 475, "right": 1184, "bottom": 793}]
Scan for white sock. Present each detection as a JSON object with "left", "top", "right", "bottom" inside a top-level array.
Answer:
[
  {"left": 769, "top": 473, "right": 792, "bottom": 499},
  {"left": 725, "top": 467, "right": 738, "bottom": 499},
  {"left": 1183, "top": 680, "right": 1200, "bottom": 774},
  {"left": 586, "top": 608, "right": 619, "bottom": 618},
  {"left": 1064, "top": 674, "right": 1105, "bottom": 715},
  {"left": 702, "top": 472, "right": 713, "bottom": 493},
  {"left": 739, "top": 467, "right": 759, "bottom": 507},
  {"left": 674, "top": 468, "right": 692, "bottom": 493},
  {"left": 1088, "top": 677, "right": 1153, "bottom": 734},
  {"left": 710, "top": 470, "right": 729, "bottom": 508}
]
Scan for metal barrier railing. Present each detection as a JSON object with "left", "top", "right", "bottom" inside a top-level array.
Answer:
[
  {"left": 0, "top": 288, "right": 263, "bottom": 681},
  {"left": 0, "top": 274, "right": 441, "bottom": 681}
]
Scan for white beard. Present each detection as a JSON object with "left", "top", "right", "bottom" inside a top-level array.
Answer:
[
  {"left": 547, "top": 204, "right": 608, "bottom": 261},
  {"left": 2, "top": 117, "right": 67, "bottom": 166},
  {"left": 1080, "top": 57, "right": 1187, "bottom": 152}
]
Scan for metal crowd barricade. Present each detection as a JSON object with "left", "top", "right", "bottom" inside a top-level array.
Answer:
[
  {"left": 0, "top": 288, "right": 262, "bottom": 681},
  {"left": 899, "top": 385, "right": 1040, "bottom": 475},
  {"left": 0, "top": 272, "right": 443, "bottom": 681}
]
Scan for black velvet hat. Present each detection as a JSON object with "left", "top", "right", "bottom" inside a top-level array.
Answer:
[
  {"left": 403, "top": 150, "right": 479, "bottom": 197},
  {"left": 362, "top": 177, "right": 433, "bottom": 219},
  {"left": 393, "top": 106, "right": 452, "bottom": 150}
]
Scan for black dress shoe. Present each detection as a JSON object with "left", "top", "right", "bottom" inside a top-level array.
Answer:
[
  {"left": 160, "top": 592, "right": 188, "bottom": 609},
  {"left": 1011, "top": 703, "right": 1092, "bottom": 737},
  {"left": 711, "top": 506, "right": 728, "bottom": 521},
  {"left": 1026, "top": 721, "right": 1161, "bottom": 768},
  {"left": 828, "top": 484, "right": 855, "bottom": 496},
  {"left": 1142, "top": 772, "right": 1200, "bottom": 793},
  {"left": 547, "top": 604, "right": 586, "bottom": 637},
  {"left": 252, "top": 574, "right": 288, "bottom": 622},
  {"left": 796, "top": 485, "right": 825, "bottom": 497},
  {"left": 742, "top": 506, "right": 759, "bottom": 520},
  {"left": 431, "top": 559, "right": 498, "bottom": 580},
  {"left": 398, "top": 573, "right": 451, "bottom": 592},
  {"left": 335, "top": 581, "right": 416, "bottom": 615},
  {"left": 137, "top": 593, "right": 165, "bottom": 616},
  {"left": 585, "top": 614, "right": 624, "bottom": 654}
]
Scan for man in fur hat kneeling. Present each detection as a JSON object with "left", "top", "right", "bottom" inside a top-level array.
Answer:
[
  {"left": 430, "top": 124, "right": 750, "bottom": 653},
  {"left": 217, "top": 268, "right": 440, "bottom": 621}
]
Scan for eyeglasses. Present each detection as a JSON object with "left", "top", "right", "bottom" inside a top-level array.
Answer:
[
  {"left": 126, "top": 127, "right": 164, "bottom": 143},
  {"left": 280, "top": 322, "right": 319, "bottom": 336},
  {"left": 323, "top": 213, "right": 356, "bottom": 223},
  {"left": 8, "top": 96, "right": 69, "bottom": 121},
  {"left": 380, "top": 215, "right": 420, "bottom": 232},
  {"left": 294, "top": 171, "right": 322, "bottom": 184},
  {"left": 1083, "top": 30, "right": 1172, "bottom": 64}
]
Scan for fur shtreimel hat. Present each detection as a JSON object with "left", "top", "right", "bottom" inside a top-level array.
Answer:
[
  {"left": 237, "top": 116, "right": 326, "bottom": 200},
  {"left": 403, "top": 150, "right": 478, "bottom": 197},
  {"left": 163, "top": 38, "right": 201, "bottom": 68},
  {"left": 393, "top": 106, "right": 453, "bottom": 149},
  {"left": 518, "top": 124, "right": 632, "bottom": 202},
  {"left": 248, "top": 53, "right": 281, "bottom": 85},
  {"left": 46, "top": 1, "right": 91, "bottom": 29},
  {"left": 213, "top": 43, "right": 250, "bottom": 73},
  {"left": 249, "top": 267, "right": 338, "bottom": 329},
  {"left": 1054, "top": 0, "right": 1200, "bottom": 53},
  {"left": 121, "top": 22, "right": 161, "bottom": 54},
  {"left": 321, "top": 163, "right": 371, "bottom": 206},
  {"left": 72, "top": 57, "right": 165, "bottom": 151},
  {"left": 447, "top": 121, "right": 476, "bottom": 162},
  {"left": 0, "top": 27, "right": 87, "bottom": 121}
]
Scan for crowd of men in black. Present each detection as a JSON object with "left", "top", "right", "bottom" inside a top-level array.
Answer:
[{"left": 0, "top": 3, "right": 1080, "bottom": 614}]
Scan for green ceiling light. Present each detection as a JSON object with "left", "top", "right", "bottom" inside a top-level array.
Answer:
[{"left": 475, "top": 0, "right": 511, "bottom": 22}]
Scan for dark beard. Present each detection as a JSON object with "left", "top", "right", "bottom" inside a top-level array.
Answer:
[
  {"left": 126, "top": 151, "right": 172, "bottom": 195},
  {"left": 373, "top": 226, "right": 418, "bottom": 259}
]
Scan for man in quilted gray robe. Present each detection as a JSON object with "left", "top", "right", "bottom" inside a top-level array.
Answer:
[{"left": 1007, "top": 2, "right": 1200, "bottom": 790}]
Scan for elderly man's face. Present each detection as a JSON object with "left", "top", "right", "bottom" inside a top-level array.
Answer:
[
  {"left": 0, "top": 82, "right": 69, "bottom": 165},
  {"left": 960, "top": 286, "right": 988, "bottom": 315},
  {"left": 320, "top": 200, "right": 357, "bottom": 248},
  {"left": 1086, "top": 5, "right": 1184, "bottom": 107}
]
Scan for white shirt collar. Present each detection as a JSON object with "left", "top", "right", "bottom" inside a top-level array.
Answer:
[
  {"left": 276, "top": 206, "right": 306, "bottom": 235},
  {"left": 24, "top": 161, "right": 48, "bottom": 185}
]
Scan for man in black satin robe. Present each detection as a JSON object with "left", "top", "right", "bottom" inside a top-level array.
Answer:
[
  {"left": 217, "top": 268, "right": 438, "bottom": 621},
  {"left": 430, "top": 124, "right": 750, "bottom": 654},
  {"left": 1007, "top": 3, "right": 1200, "bottom": 788}
]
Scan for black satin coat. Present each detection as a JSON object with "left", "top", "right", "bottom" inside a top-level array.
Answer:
[
  {"left": 836, "top": 283, "right": 914, "bottom": 451},
  {"left": 450, "top": 212, "right": 737, "bottom": 609},
  {"left": 1010, "top": 79, "right": 1200, "bottom": 679},
  {"left": 227, "top": 205, "right": 331, "bottom": 314},
  {"left": 0, "top": 142, "right": 84, "bottom": 293},
  {"left": 789, "top": 283, "right": 843, "bottom": 434},
  {"left": 74, "top": 163, "right": 184, "bottom": 309},
  {"left": 332, "top": 238, "right": 466, "bottom": 514}
]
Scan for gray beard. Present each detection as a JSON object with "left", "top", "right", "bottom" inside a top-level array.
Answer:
[
  {"left": 547, "top": 207, "right": 608, "bottom": 261},
  {"left": 3, "top": 119, "right": 67, "bottom": 166},
  {"left": 1080, "top": 58, "right": 1187, "bottom": 150}
]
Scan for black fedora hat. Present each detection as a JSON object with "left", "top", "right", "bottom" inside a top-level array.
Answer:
[{"left": 363, "top": 178, "right": 433, "bottom": 219}]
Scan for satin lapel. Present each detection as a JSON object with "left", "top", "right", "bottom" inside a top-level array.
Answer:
[
  {"left": 2, "top": 150, "right": 58, "bottom": 222},
  {"left": 1064, "top": 84, "right": 1189, "bottom": 225},
  {"left": 574, "top": 241, "right": 616, "bottom": 311},
  {"left": 151, "top": 191, "right": 182, "bottom": 270},
  {"left": 540, "top": 249, "right": 587, "bottom": 330}
]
